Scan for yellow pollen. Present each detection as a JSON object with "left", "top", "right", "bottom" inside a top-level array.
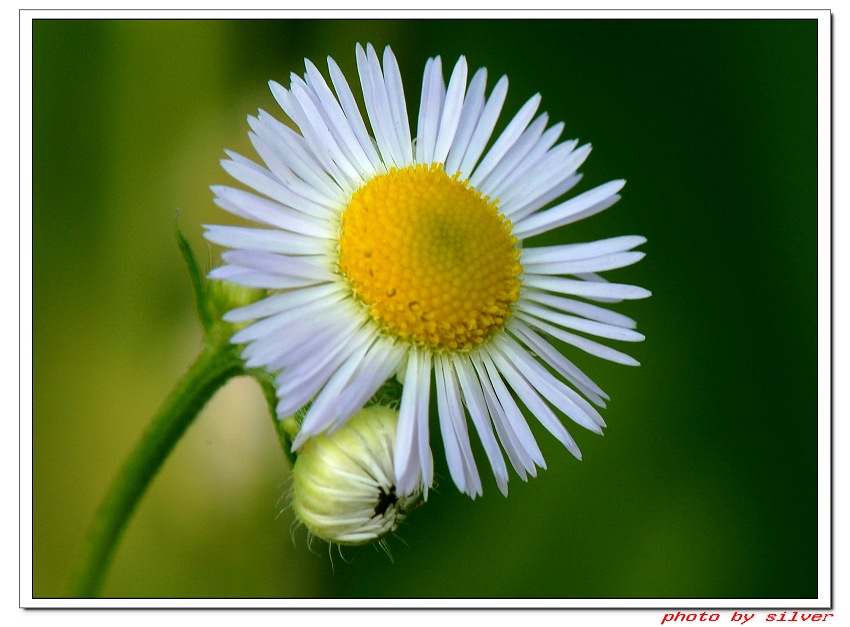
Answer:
[{"left": 338, "top": 164, "right": 522, "bottom": 351}]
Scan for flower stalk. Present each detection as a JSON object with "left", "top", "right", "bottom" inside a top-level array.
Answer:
[
  {"left": 67, "top": 228, "right": 257, "bottom": 597},
  {"left": 67, "top": 338, "right": 243, "bottom": 598}
]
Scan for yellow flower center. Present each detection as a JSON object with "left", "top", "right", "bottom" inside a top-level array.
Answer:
[{"left": 338, "top": 164, "right": 522, "bottom": 351}]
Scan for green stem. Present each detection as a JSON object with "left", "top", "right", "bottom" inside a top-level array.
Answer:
[
  {"left": 67, "top": 339, "right": 243, "bottom": 598},
  {"left": 248, "top": 367, "right": 299, "bottom": 468}
]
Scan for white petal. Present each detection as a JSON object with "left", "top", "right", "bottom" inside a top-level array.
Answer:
[
  {"left": 324, "top": 339, "right": 407, "bottom": 434},
  {"left": 288, "top": 77, "right": 363, "bottom": 186},
  {"left": 492, "top": 335, "right": 605, "bottom": 433},
  {"left": 266, "top": 307, "right": 365, "bottom": 372},
  {"left": 508, "top": 317, "right": 609, "bottom": 407},
  {"left": 414, "top": 352, "right": 435, "bottom": 496},
  {"left": 229, "top": 287, "right": 347, "bottom": 342},
  {"left": 453, "top": 356, "right": 509, "bottom": 495},
  {"left": 327, "top": 54, "right": 385, "bottom": 172},
  {"left": 485, "top": 345, "right": 582, "bottom": 459},
  {"left": 475, "top": 351, "right": 547, "bottom": 469},
  {"left": 513, "top": 179, "right": 625, "bottom": 239},
  {"left": 468, "top": 351, "right": 542, "bottom": 480},
  {"left": 443, "top": 67, "right": 487, "bottom": 176},
  {"left": 223, "top": 282, "right": 343, "bottom": 323},
  {"left": 477, "top": 113, "right": 548, "bottom": 192},
  {"left": 357, "top": 43, "right": 403, "bottom": 168},
  {"left": 520, "top": 289, "right": 637, "bottom": 329},
  {"left": 275, "top": 322, "right": 373, "bottom": 418},
  {"left": 433, "top": 354, "right": 464, "bottom": 493},
  {"left": 395, "top": 349, "right": 433, "bottom": 497},
  {"left": 220, "top": 151, "right": 335, "bottom": 220},
  {"left": 572, "top": 272, "right": 627, "bottom": 303},
  {"left": 457, "top": 75, "right": 508, "bottom": 179},
  {"left": 239, "top": 112, "right": 342, "bottom": 207},
  {"left": 246, "top": 313, "right": 341, "bottom": 372},
  {"left": 432, "top": 56, "right": 468, "bottom": 165},
  {"left": 244, "top": 132, "right": 341, "bottom": 218},
  {"left": 295, "top": 334, "right": 403, "bottom": 447},
  {"left": 365, "top": 43, "right": 408, "bottom": 166},
  {"left": 499, "top": 143, "right": 590, "bottom": 217},
  {"left": 203, "top": 224, "right": 326, "bottom": 257},
  {"left": 517, "top": 311, "right": 641, "bottom": 366},
  {"left": 517, "top": 301, "right": 645, "bottom": 342},
  {"left": 435, "top": 354, "right": 482, "bottom": 497},
  {"left": 303, "top": 58, "right": 376, "bottom": 176},
  {"left": 207, "top": 266, "right": 320, "bottom": 291},
  {"left": 259, "top": 93, "right": 348, "bottom": 203},
  {"left": 381, "top": 45, "right": 413, "bottom": 165},
  {"left": 523, "top": 274, "right": 652, "bottom": 301},
  {"left": 416, "top": 56, "right": 445, "bottom": 164},
  {"left": 394, "top": 352, "right": 419, "bottom": 492},
  {"left": 488, "top": 122, "right": 567, "bottom": 198},
  {"left": 522, "top": 235, "right": 647, "bottom": 265},
  {"left": 211, "top": 186, "right": 333, "bottom": 239},
  {"left": 470, "top": 93, "right": 541, "bottom": 187},
  {"left": 239, "top": 302, "right": 357, "bottom": 372},
  {"left": 220, "top": 250, "right": 332, "bottom": 283},
  {"left": 525, "top": 251, "right": 646, "bottom": 275},
  {"left": 506, "top": 173, "right": 584, "bottom": 223}
]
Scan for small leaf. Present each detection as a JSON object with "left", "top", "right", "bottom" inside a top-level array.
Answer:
[{"left": 175, "top": 217, "right": 213, "bottom": 333}]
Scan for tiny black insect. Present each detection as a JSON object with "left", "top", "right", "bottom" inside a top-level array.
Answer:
[{"left": 373, "top": 485, "right": 398, "bottom": 518}]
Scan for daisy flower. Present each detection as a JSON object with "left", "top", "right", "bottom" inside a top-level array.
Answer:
[{"left": 205, "top": 43, "right": 650, "bottom": 499}]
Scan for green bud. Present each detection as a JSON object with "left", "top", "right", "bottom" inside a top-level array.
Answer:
[
  {"left": 175, "top": 226, "right": 264, "bottom": 337},
  {"left": 207, "top": 279, "right": 265, "bottom": 328},
  {"left": 290, "top": 406, "right": 422, "bottom": 546}
]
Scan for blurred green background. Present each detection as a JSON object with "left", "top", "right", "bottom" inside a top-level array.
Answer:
[{"left": 32, "top": 18, "right": 819, "bottom": 599}]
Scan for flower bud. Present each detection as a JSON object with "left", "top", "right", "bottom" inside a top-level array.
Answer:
[
  {"left": 207, "top": 279, "right": 265, "bottom": 328},
  {"left": 290, "top": 405, "right": 421, "bottom": 546}
]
